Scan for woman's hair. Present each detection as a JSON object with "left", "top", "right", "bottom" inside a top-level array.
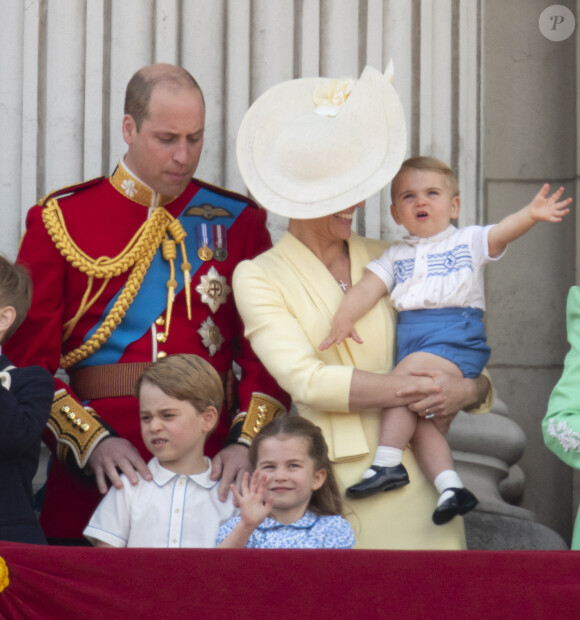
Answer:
[
  {"left": 249, "top": 415, "right": 345, "bottom": 517},
  {"left": 135, "top": 354, "right": 224, "bottom": 415}
]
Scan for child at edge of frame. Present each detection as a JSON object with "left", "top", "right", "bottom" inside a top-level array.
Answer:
[{"left": 0, "top": 255, "right": 54, "bottom": 544}]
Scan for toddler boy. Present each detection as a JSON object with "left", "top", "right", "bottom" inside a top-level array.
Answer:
[{"left": 321, "top": 156, "right": 571, "bottom": 524}]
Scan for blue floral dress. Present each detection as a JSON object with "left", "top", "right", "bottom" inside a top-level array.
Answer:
[{"left": 215, "top": 511, "right": 355, "bottom": 549}]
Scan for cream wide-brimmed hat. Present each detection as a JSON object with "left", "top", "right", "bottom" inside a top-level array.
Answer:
[{"left": 236, "top": 64, "right": 407, "bottom": 219}]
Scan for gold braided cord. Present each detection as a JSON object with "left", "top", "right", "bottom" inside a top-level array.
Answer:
[
  {"left": 62, "top": 275, "right": 110, "bottom": 342},
  {"left": 42, "top": 198, "right": 168, "bottom": 278},
  {"left": 42, "top": 199, "right": 177, "bottom": 369},
  {"left": 168, "top": 219, "right": 192, "bottom": 319},
  {"left": 162, "top": 237, "right": 178, "bottom": 340}
]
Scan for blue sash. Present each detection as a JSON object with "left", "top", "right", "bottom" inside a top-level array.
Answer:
[{"left": 75, "top": 187, "right": 248, "bottom": 368}]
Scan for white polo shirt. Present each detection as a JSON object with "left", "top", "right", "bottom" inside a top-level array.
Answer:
[
  {"left": 83, "top": 457, "right": 237, "bottom": 548},
  {"left": 367, "top": 225, "right": 504, "bottom": 312}
]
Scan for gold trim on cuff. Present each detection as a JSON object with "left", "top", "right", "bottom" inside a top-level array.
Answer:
[
  {"left": 239, "top": 392, "right": 287, "bottom": 445},
  {"left": 46, "top": 390, "right": 110, "bottom": 468}
]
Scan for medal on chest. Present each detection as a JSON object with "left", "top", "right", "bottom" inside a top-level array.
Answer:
[
  {"left": 195, "top": 266, "right": 231, "bottom": 313},
  {"left": 196, "top": 223, "right": 214, "bottom": 261}
]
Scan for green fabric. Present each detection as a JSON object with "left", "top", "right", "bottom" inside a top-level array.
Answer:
[{"left": 542, "top": 286, "right": 580, "bottom": 548}]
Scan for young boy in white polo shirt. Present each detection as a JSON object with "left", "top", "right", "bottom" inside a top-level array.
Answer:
[
  {"left": 320, "top": 156, "right": 571, "bottom": 525},
  {"left": 84, "top": 354, "right": 236, "bottom": 547}
]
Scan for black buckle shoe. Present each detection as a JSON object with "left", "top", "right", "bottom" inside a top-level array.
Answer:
[
  {"left": 432, "top": 487, "right": 478, "bottom": 525},
  {"left": 346, "top": 464, "right": 410, "bottom": 499}
]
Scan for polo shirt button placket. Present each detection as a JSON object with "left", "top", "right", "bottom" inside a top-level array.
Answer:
[{"left": 168, "top": 476, "right": 188, "bottom": 548}]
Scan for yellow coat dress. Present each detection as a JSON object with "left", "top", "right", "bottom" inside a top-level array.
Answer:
[{"left": 233, "top": 231, "right": 465, "bottom": 549}]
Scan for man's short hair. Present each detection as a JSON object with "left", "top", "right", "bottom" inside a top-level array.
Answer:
[
  {"left": 391, "top": 156, "right": 459, "bottom": 201},
  {"left": 0, "top": 256, "right": 32, "bottom": 342},
  {"left": 135, "top": 354, "right": 224, "bottom": 414},
  {"left": 124, "top": 64, "right": 205, "bottom": 131}
]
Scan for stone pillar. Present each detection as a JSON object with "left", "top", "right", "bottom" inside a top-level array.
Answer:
[
  {"left": 448, "top": 399, "right": 567, "bottom": 549},
  {"left": 483, "top": 0, "right": 577, "bottom": 543}
]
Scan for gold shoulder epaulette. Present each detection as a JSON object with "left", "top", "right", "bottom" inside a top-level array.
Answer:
[{"left": 38, "top": 176, "right": 105, "bottom": 207}]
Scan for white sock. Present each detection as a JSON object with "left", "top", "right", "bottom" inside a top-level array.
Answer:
[
  {"left": 434, "top": 470, "right": 463, "bottom": 506},
  {"left": 362, "top": 446, "right": 403, "bottom": 479}
]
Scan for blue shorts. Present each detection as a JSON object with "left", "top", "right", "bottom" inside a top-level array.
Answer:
[{"left": 396, "top": 307, "right": 490, "bottom": 378}]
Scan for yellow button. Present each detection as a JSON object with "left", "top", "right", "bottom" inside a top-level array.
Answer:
[
  {"left": 155, "top": 316, "right": 165, "bottom": 326},
  {"left": 156, "top": 333, "right": 167, "bottom": 343},
  {"left": 157, "top": 351, "right": 167, "bottom": 359}
]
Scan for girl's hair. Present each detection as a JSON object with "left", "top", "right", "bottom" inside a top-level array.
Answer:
[{"left": 249, "top": 415, "right": 345, "bottom": 517}]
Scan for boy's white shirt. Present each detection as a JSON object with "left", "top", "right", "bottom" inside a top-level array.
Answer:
[
  {"left": 367, "top": 224, "right": 505, "bottom": 313},
  {"left": 83, "top": 457, "right": 238, "bottom": 548}
]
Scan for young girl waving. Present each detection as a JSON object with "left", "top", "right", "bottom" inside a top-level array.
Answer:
[{"left": 216, "top": 416, "right": 355, "bottom": 549}]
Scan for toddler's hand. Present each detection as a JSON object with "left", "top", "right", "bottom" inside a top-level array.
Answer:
[
  {"left": 529, "top": 184, "right": 572, "bottom": 223},
  {"left": 232, "top": 471, "right": 274, "bottom": 530},
  {"left": 319, "top": 319, "right": 362, "bottom": 350}
]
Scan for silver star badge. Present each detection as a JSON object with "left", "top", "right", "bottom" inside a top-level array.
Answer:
[
  {"left": 198, "top": 316, "right": 224, "bottom": 356},
  {"left": 195, "top": 266, "right": 231, "bottom": 313}
]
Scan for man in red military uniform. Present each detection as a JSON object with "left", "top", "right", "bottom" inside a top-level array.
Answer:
[{"left": 5, "top": 64, "right": 289, "bottom": 542}]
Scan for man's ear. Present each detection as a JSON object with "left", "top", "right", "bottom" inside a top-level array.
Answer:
[
  {"left": 201, "top": 406, "right": 219, "bottom": 433},
  {"left": 0, "top": 306, "right": 17, "bottom": 336},
  {"left": 122, "top": 114, "right": 137, "bottom": 146}
]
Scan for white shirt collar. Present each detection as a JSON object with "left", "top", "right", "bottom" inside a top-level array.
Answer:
[
  {"left": 149, "top": 457, "right": 218, "bottom": 490},
  {"left": 403, "top": 224, "right": 457, "bottom": 246},
  {"left": 256, "top": 511, "right": 319, "bottom": 531}
]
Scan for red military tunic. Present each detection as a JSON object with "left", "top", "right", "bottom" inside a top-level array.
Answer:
[{"left": 5, "top": 162, "right": 289, "bottom": 539}]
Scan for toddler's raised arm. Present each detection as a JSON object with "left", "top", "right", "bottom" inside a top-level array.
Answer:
[{"left": 488, "top": 184, "right": 572, "bottom": 257}]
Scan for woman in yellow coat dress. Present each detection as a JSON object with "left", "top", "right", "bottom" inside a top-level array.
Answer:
[{"left": 233, "top": 65, "right": 491, "bottom": 549}]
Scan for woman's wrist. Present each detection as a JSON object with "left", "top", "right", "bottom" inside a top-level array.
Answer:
[{"left": 464, "top": 374, "right": 490, "bottom": 411}]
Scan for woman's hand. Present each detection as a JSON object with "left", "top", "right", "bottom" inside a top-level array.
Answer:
[{"left": 397, "top": 370, "right": 490, "bottom": 434}]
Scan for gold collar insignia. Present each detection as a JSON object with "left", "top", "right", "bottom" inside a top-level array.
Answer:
[{"left": 110, "top": 162, "right": 176, "bottom": 208}]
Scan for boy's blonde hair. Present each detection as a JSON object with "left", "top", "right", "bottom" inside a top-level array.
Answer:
[
  {"left": 135, "top": 354, "right": 224, "bottom": 414},
  {"left": 391, "top": 156, "right": 459, "bottom": 201},
  {"left": 0, "top": 256, "right": 32, "bottom": 343}
]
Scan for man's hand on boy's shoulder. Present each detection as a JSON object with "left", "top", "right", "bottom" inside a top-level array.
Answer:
[
  {"left": 88, "top": 436, "right": 153, "bottom": 494},
  {"left": 211, "top": 443, "right": 250, "bottom": 503}
]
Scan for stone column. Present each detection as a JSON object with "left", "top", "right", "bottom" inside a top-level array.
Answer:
[
  {"left": 448, "top": 400, "right": 567, "bottom": 549},
  {"left": 483, "top": 0, "right": 577, "bottom": 543}
]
